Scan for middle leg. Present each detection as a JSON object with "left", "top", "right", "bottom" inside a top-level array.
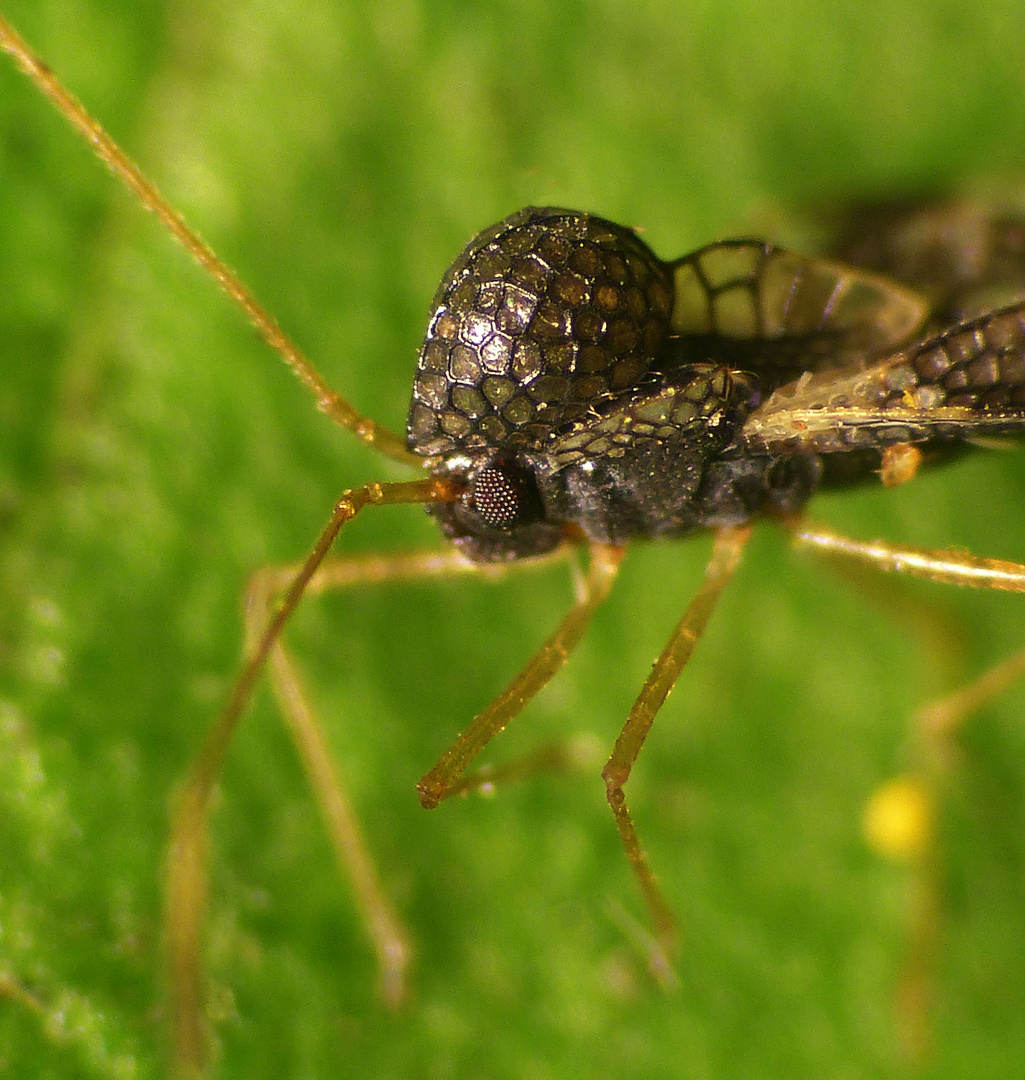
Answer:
[{"left": 602, "top": 526, "right": 751, "bottom": 979}]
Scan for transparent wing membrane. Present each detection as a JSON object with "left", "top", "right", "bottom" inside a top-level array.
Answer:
[{"left": 670, "top": 241, "right": 927, "bottom": 365}]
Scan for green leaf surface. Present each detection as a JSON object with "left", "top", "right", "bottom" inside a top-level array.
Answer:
[{"left": 2, "top": 1, "right": 1025, "bottom": 1076}]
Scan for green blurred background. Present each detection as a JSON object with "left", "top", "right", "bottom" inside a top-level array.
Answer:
[{"left": 2, "top": 0, "right": 1025, "bottom": 1076}]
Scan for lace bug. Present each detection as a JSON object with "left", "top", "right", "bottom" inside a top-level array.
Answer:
[{"left": 4, "top": 14, "right": 1025, "bottom": 1076}]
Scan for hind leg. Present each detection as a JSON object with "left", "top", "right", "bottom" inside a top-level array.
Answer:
[{"left": 794, "top": 520, "right": 1025, "bottom": 1059}]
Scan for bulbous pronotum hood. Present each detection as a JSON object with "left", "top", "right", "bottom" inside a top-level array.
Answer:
[{"left": 407, "top": 207, "right": 674, "bottom": 462}]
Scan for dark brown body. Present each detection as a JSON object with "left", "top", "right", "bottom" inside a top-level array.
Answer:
[{"left": 407, "top": 205, "right": 1025, "bottom": 561}]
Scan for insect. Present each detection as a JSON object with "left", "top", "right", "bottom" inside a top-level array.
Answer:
[{"left": 4, "top": 11, "right": 1025, "bottom": 1078}]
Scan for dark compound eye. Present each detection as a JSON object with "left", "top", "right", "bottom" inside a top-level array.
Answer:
[{"left": 466, "top": 461, "right": 543, "bottom": 530}]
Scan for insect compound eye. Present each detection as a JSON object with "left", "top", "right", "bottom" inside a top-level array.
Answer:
[
  {"left": 427, "top": 454, "right": 560, "bottom": 562},
  {"left": 465, "top": 460, "right": 544, "bottom": 530}
]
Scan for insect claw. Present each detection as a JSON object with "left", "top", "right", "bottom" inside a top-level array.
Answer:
[{"left": 604, "top": 897, "right": 680, "bottom": 990}]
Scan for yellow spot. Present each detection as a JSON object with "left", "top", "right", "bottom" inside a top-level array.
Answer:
[{"left": 863, "top": 776, "right": 932, "bottom": 862}]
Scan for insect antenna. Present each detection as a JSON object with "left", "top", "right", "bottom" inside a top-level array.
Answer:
[
  {"left": 0, "top": 17, "right": 462, "bottom": 1072},
  {"left": 0, "top": 15, "right": 419, "bottom": 466}
]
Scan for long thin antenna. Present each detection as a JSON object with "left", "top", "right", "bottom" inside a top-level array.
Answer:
[{"left": 0, "top": 15, "right": 420, "bottom": 467}]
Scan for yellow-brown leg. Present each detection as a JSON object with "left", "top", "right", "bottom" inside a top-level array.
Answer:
[
  {"left": 793, "top": 520, "right": 1025, "bottom": 1060},
  {"left": 417, "top": 542, "right": 624, "bottom": 808},
  {"left": 791, "top": 523, "right": 1025, "bottom": 593},
  {"left": 863, "top": 646, "right": 1025, "bottom": 1062},
  {"left": 241, "top": 544, "right": 577, "bottom": 1010},
  {"left": 601, "top": 526, "right": 751, "bottom": 982},
  {"left": 165, "top": 478, "right": 458, "bottom": 1076}
]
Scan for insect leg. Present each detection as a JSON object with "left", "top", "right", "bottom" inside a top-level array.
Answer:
[
  {"left": 240, "top": 542, "right": 581, "bottom": 1007},
  {"left": 793, "top": 519, "right": 1025, "bottom": 1061},
  {"left": 417, "top": 542, "right": 624, "bottom": 808},
  {"left": 791, "top": 523, "right": 1025, "bottom": 592},
  {"left": 166, "top": 477, "right": 455, "bottom": 1076},
  {"left": 916, "top": 646, "right": 1025, "bottom": 744},
  {"left": 886, "top": 645, "right": 1025, "bottom": 1061},
  {"left": 602, "top": 526, "right": 751, "bottom": 979},
  {"left": 244, "top": 564, "right": 422, "bottom": 1016}
]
